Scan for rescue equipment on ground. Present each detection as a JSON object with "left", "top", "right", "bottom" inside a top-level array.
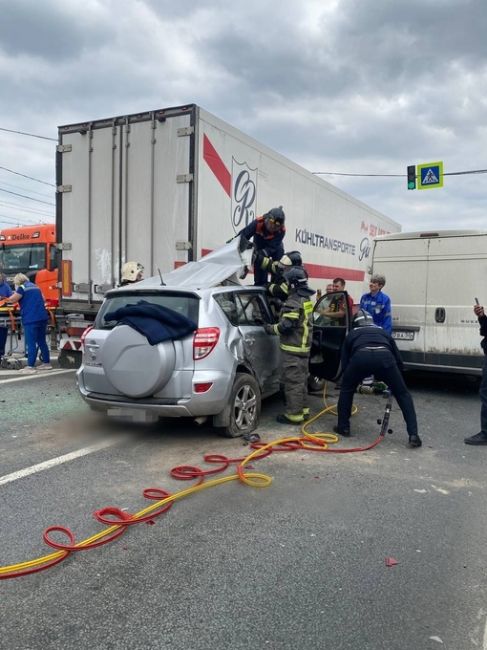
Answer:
[{"left": 0, "top": 381, "right": 396, "bottom": 580}]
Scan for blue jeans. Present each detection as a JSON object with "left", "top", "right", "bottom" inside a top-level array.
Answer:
[
  {"left": 23, "top": 320, "right": 50, "bottom": 367},
  {"left": 0, "top": 327, "right": 7, "bottom": 356}
]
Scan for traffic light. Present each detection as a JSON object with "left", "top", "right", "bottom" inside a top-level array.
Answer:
[{"left": 407, "top": 165, "right": 416, "bottom": 190}]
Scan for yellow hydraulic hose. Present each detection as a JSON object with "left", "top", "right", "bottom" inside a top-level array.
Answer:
[{"left": 0, "top": 381, "right": 361, "bottom": 578}]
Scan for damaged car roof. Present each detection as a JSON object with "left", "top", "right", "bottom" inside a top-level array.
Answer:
[{"left": 118, "top": 237, "right": 253, "bottom": 291}]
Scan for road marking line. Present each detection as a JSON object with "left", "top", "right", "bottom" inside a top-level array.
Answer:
[
  {"left": 0, "top": 369, "right": 75, "bottom": 385},
  {"left": 483, "top": 616, "right": 487, "bottom": 650},
  {"left": 0, "top": 439, "right": 119, "bottom": 487}
]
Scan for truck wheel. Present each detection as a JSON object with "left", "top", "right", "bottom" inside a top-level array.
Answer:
[
  {"left": 222, "top": 373, "right": 261, "bottom": 438},
  {"left": 59, "top": 349, "right": 82, "bottom": 369}
]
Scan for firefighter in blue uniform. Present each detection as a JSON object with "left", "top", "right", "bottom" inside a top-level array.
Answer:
[{"left": 238, "top": 207, "right": 286, "bottom": 285}]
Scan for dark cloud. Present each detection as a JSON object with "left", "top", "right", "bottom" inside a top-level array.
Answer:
[
  {"left": 0, "top": 0, "right": 111, "bottom": 60},
  {"left": 0, "top": 0, "right": 486, "bottom": 230}
]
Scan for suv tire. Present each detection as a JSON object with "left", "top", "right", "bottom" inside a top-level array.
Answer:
[{"left": 222, "top": 372, "right": 261, "bottom": 438}]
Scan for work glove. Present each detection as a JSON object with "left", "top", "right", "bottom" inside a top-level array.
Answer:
[{"left": 264, "top": 323, "right": 276, "bottom": 335}]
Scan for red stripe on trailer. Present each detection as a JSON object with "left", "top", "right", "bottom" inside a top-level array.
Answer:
[
  {"left": 304, "top": 263, "right": 365, "bottom": 282},
  {"left": 203, "top": 135, "right": 231, "bottom": 197},
  {"left": 201, "top": 249, "right": 364, "bottom": 282}
]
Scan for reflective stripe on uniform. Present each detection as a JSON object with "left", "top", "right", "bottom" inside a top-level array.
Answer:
[
  {"left": 280, "top": 343, "right": 311, "bottom": 353},
  {"left": 283, "top": 412, "right": 305, "bottom": 423},
  {"left": 302, "top": 300, "right": 313, "bottom": 348},
  {"left": 280, "top": 300, "right": 314, "bottom": 353}
]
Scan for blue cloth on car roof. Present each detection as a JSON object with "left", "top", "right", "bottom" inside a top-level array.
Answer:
[{"left": 105, "top": 302, "right": 197, "bottom": 345}]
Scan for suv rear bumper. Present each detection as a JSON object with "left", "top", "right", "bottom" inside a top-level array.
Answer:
[{"left": 77, "top": 368, "right": 235, "bottom": 419}]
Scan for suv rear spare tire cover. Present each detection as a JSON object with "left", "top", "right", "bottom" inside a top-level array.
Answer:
[{"left": 100, "top": 325, "right": 176, "bottom": 398}]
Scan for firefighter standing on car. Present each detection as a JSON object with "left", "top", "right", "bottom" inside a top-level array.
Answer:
[
  {"left": 238, "top": 207, "right": 286, "bottom": 285},
  {"left": 265, "top": 266, "right": 315, "bottom": 425}
]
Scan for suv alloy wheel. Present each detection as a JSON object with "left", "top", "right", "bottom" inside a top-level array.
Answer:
[{"left": 222, "top": 373, "right": 261, "bottom": 438}]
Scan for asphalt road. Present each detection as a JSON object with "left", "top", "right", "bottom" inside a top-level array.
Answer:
[{"left": 0, "top": 370, "right": 486, "bottom": 650}]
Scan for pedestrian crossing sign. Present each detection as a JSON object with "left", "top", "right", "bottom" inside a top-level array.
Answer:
[{"left": 417, "top": 161, "right": 443, "bottom": 190}]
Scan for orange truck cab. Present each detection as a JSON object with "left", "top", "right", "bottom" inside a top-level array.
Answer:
[{"left": 0, "top": 224, "right": 59, "bottom": 307}]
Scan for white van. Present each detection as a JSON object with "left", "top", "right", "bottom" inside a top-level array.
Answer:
[{"left": 371, "top": 230, "right": 485, "bottom": 376}]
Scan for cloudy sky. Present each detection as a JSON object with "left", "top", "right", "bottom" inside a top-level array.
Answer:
[{"left": 0, "top": 0, "right": 486, "bottom": 232}]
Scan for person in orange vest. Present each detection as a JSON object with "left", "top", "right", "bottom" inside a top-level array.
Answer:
[{"left": 238, "top": 207, "right": 286, "bottom": 285}]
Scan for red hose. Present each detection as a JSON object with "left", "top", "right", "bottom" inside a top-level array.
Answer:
[{"left": 1, "top": 431, "right": 384, "bottom": 580}]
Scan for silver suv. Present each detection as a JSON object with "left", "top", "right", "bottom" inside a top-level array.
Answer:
[
  {"left": 76, "top": 240, "right": 353, "bottom": 436},
  {"left": 77, "top": 283, "right": 282, "bottom": 437}
]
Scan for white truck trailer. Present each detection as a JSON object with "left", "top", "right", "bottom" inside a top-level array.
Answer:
[
  {"left": 56, "top": 103, "right": 400, "bottom": 366},
  {"left": 371, "top": 230, "right": 486, "bottom": 376}
]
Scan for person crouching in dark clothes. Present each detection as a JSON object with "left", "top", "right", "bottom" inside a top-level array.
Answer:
[
  {"left": 238, "top": 207, "right": 286, "bottom": 286},
  {"left": 334, "top": 309, "right": 422, "bottom": 448},
  {"left": 265, "top": 266, "right": 314, "bottom": 425}
]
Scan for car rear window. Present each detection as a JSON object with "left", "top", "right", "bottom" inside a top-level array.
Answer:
[{"left": 95, "top": 291, "right": 199, "bottom": 329}]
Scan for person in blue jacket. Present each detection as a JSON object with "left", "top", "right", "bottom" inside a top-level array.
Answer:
[
  {"left": 360, "top": 274, "right": 392, "bottom": 334},
  {"left": 5, "top": 273, "right": 51, "bottom": 374},
  {"left": 0, "top": 272, "right": 12, "bottom": 357},
  {"left": 238, "top": 206, "right": 286, "bottom": 285}
]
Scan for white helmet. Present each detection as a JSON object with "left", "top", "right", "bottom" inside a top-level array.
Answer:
[
  {"left": 121, "top": 261, "right": 144, "bottom": 283},
  {"left": 279, "top": 250, "right": 303, "bottom": 268}
]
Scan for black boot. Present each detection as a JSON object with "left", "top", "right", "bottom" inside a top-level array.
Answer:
[
  {"left": 408, "top": 434, "right": 422, "bottom": 448},
  {"left": 333, "top": 425, "right": 350, "bottom": 437},
  {"left": 464, "top": 432, "right": 487, "bottom": 445}
]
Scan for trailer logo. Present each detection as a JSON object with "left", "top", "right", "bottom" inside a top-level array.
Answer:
[
  {"left": 231, "top": 159, "right": 257, "bottom": 230},
  {"left": 202, "top": 134, "right": 257, "bottom": 234},
  {"left": 358, "top": 237, "right": 371, "bottom": 261}
]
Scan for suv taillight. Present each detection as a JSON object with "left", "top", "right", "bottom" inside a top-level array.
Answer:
[
  {"left": 80, "top": 325, "right": 94, "bottom": 351},
  {"left": 193, "top": 327, "right": 220, "bottom": 360}
]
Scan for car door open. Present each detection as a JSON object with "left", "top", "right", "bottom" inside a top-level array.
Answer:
[{"left": 309, "top": 291, "right": 353, "bottom": 381}]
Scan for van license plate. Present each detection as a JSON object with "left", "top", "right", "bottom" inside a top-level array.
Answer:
[{"left": 392, "top": 331, "right": 415, "bottom": 341}]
